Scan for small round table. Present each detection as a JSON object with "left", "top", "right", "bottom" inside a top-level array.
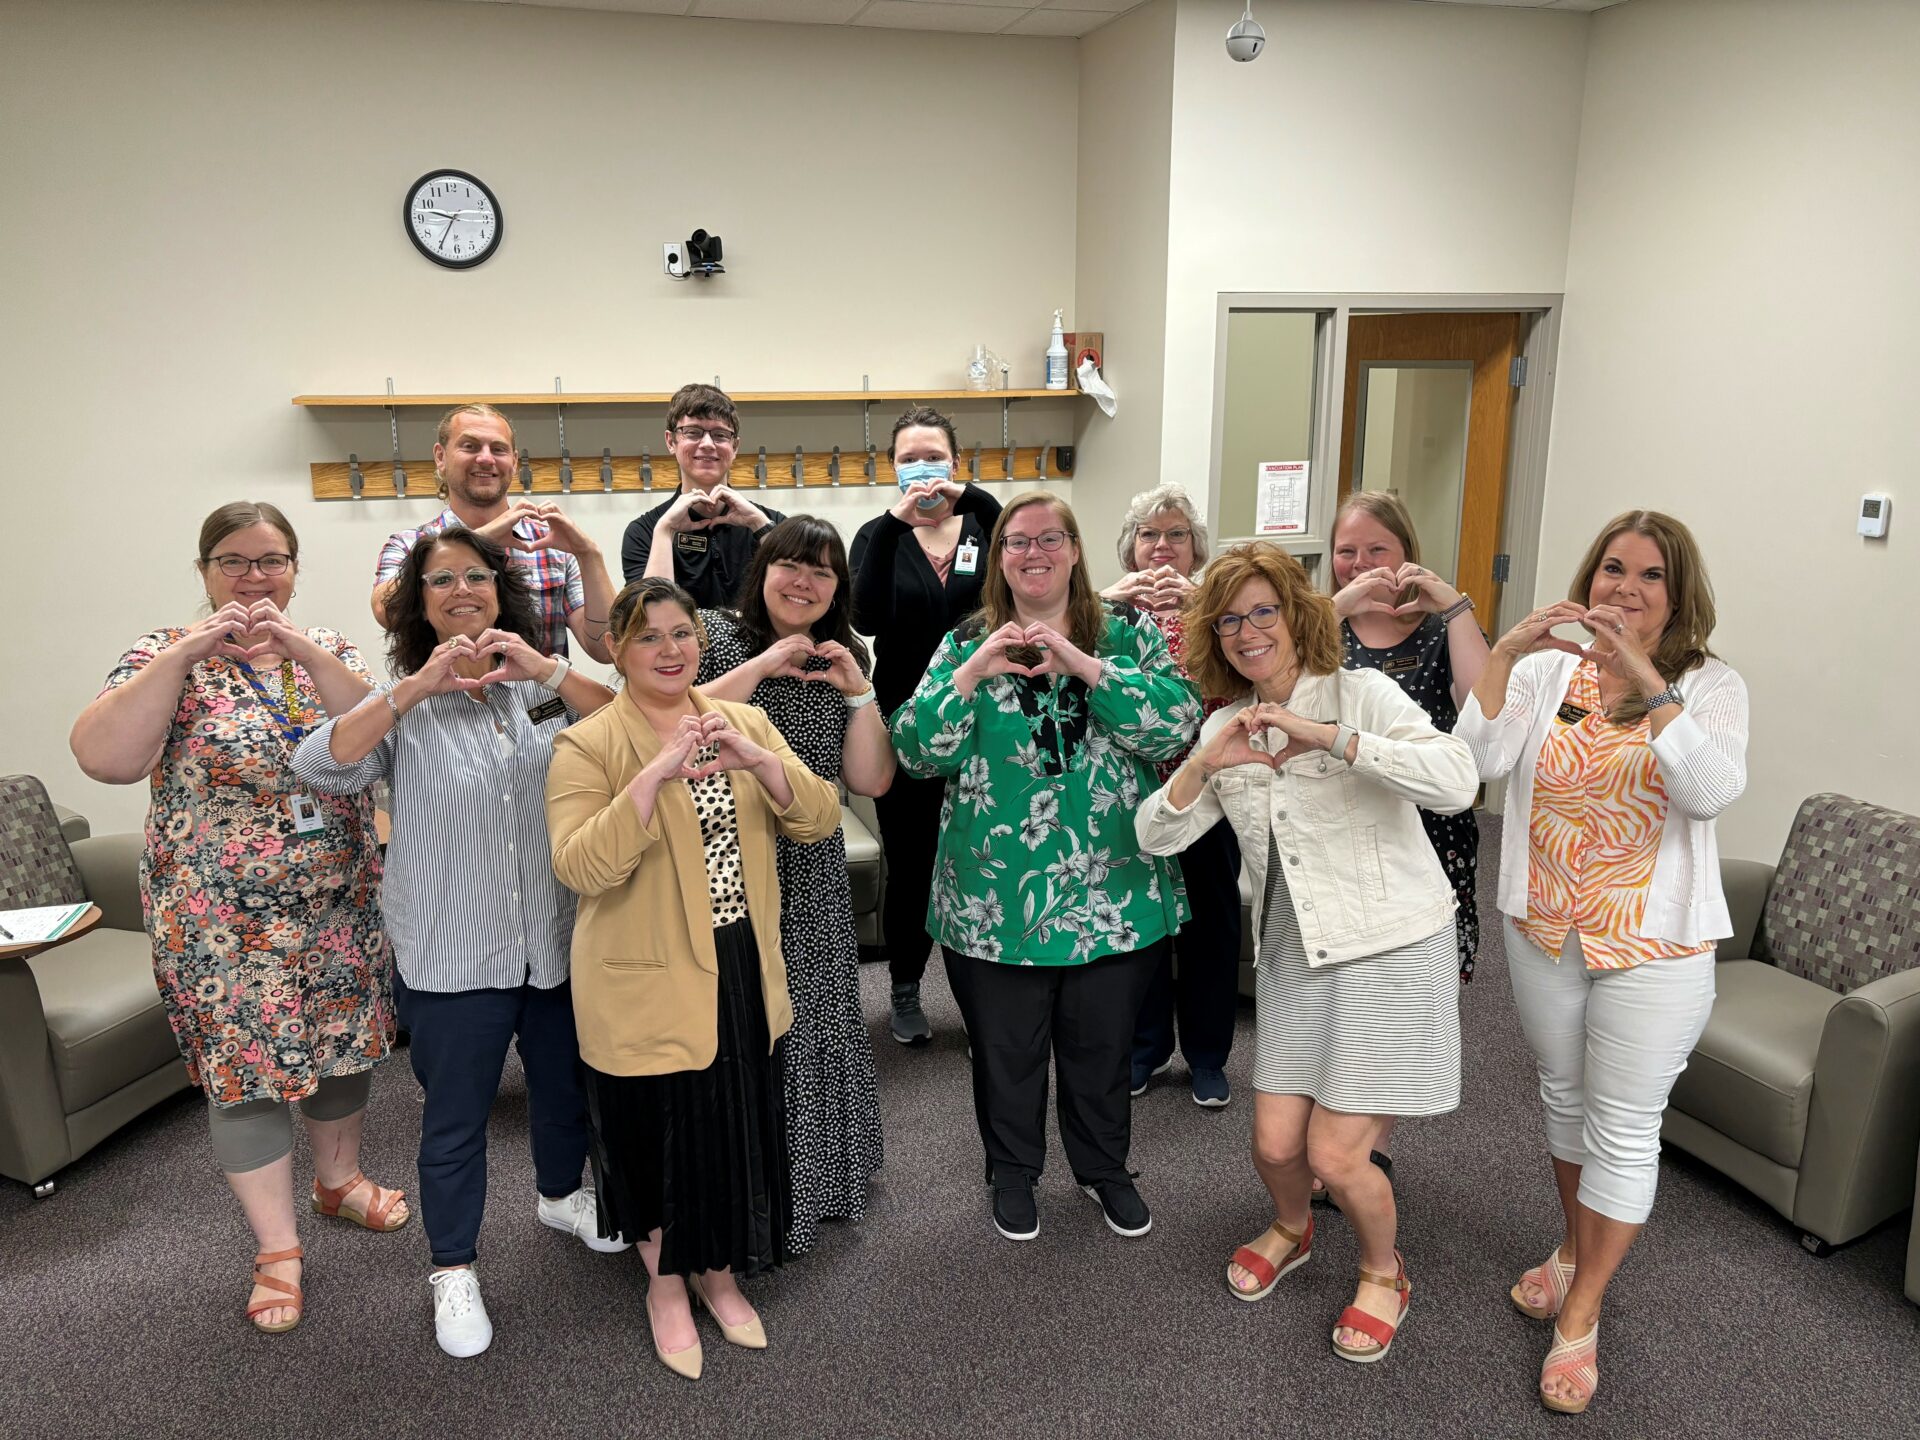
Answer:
[{"left": 0, "top": 904, "right": 102, "bottom": 962}]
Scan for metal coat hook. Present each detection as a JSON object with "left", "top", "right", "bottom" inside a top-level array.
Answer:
[
  {"left": 755, "top": 446, "right": 768, "bottom": 487},
  {"left": 792, "top": 446, "right": 803, "bottom": 486},
  {"left": 864, "top": 444, "right": 876, "bottom": 483},
  {"left": 600, "top": 448, "right": 614, "bottom": 491},
  {"left": 386, "top": 378, "right": 407, "bottom": 498},
  {"left": 640, "top": 448, "right": 653, "bottom": 489},
  {"left": 829, "top": 445, "right": 842, "bottom": 487},
  {"left": 969, "top": 445, "right": 981, "bottom": 483},
  {"left": 518, "top": 449, "right": 533, "bottom": 494},
  {"left": 1004, "top": 442, "right": 1017, "bottom": 480},
  {"left": 348, "top": 453, "right": 364, "bottom": 499},
  {"left": 1035, "top": 445, "right": 1049, "bottom": 484}
]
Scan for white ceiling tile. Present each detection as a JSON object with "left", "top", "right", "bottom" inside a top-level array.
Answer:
[
  {"left": 1003, "top": 10, "right": 1111, "bottom": 37},
  {"left": 692, "top": 0, "right": 866, "bottom": 20},
  {"left": 507, "top": 0, "right": 695, "bottom": 14},
  {"left": 1039, "top": 0, "right": 1148, "bottom": 12},
  {"left": 854, "top": 2, "right": 1030, "bottom": 32}
]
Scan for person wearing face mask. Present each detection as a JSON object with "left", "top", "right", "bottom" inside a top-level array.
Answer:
[
  {"left": 70, "top": 502, "right": 395, "bottom": 1337},
  {"left": 623, "top": 383, "right": 786, "bottom": 606},
  {"left": 849, "top": 406, "right": 1003, "bottom": 1046},
  {"left": 891, "top": 493, "right": 1199, "bottom": 1244},
  {"left": 294, "top": 530, "right": 624, "bottom": 1358},
  {"left": 1456, "top": 511, "right": 1746, "bottom": 1417},
  {"left": 1100, "top": 483, "right": 1241, "bottom": 1109},
  {"left": 694, "top": 516, "right": 892, "bottom": 1255},
  {"left": 372, "top": 403, "right": 616, "bottom": 662},
  {"left": 1135, "top": 542, "right": 1477, "bottom": 1366},
  {"left": 546, "top": 578, "right": 841, "bottom": 1380}
]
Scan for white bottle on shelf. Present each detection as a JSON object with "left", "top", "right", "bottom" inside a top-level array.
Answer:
[{"left": 1045, "top": 309, "right": 1069, "bottom": 390}]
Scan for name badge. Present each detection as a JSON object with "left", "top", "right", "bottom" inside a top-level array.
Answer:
[
  {"left": 1383, "top": 654, "right": 1421, "bottom": 677},
  {"left": 1555, "top": 701, "right": 1592, "bottom": 725},
  {"left": 526, "top": 696, "right": 567, "bottom": 725},
  {"left": 288, "top": 793, "right": 326, "bottom": 835},
  {"left": 676, "top": 531, "right": 710, "bottom": 554},
  {"left": 954, "top": 541, "right": 979, "bottom": 575}
]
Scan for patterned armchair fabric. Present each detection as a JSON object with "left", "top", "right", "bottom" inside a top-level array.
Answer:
[
  {"left": 0, "top": 774, "right": 88, "bottom": 911},
  {"left": 1756, "top": 792, "right": 1920, "bottom": 995}
]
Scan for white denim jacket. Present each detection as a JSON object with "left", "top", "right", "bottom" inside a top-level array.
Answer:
[{"left": 1135, "top": 667, "right": 1479, "bottom": 967}]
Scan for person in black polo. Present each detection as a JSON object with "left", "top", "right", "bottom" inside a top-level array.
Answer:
[{"left": 622, "top": 383, "right": 785, "bottom": 606}]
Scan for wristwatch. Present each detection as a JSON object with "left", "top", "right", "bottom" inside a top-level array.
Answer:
[
  {"left": 541, "top": 653, "right": 572, "bottom": 694},
  {"left": 1644, "top": 684, "right": 1684, "bottom": 711},
  {"left": 1330, "top": 721, "right": 1359, "bottom": 762}
]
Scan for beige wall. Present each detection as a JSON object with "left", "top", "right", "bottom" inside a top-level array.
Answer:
[
  {"left": 1161, "top": 0, "right": 1589, "bottom": 536},
  {"left": 2, "top": 0, "right": 1077, "bottom": 833},
  {"left": 1070, "top": 0, "right": 1176, "bottom": 582},
  {"left": 1541, "top": 0, "right": 1919, "bottom": 858}
]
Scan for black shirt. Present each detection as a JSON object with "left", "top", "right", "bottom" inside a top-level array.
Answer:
[
  {"left": 850, "top": 486, "right": 1003, "bottom": 718},
  {"left": 620, "top": 490, "right": 787, "bottom": 609}
]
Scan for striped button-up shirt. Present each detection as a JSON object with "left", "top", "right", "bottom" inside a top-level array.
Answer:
[
  {"left": 292, "top": 681, "right": 576, "bottom": 992},
  {"left": 375, "top": 508, "right": 585, "bottom": 658}
]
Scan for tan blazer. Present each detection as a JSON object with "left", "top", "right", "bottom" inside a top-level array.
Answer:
[{"left": 546, "top": 689, "right": 841, "bottom": 1077}]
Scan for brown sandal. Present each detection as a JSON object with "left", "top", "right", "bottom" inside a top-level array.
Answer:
[
  {"left": 311, "top": 1171, "right": 410, "bottom": 1231},
  {"left": 246, "top": 1246, "right": 304, "bottom": 1334}
]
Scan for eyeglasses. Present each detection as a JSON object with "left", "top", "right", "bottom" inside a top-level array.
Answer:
[
  {"left": 672, "top": 425, "right": 738, "bottom": 447},
  {"left": 423, "top": 567, "right": 497, "bottom": 591},
  {"left": 1211, "top": 604, "right": 1282, "bottom": 637},
  {"left": 1137, "top": 527, "right": 1193, "bottom": 546},
  {"left": 1001, "top": 530, "right": 1072, "bottom": 555},
  {"left": 205, "top": 553, "right": 293, "bottom": 577},
  {"left": 629, "top": 626, "right": 699, "bottom": 649}
]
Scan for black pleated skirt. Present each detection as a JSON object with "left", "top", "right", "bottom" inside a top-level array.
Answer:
[{"left": 584, "top": 919, "right": 792, "bottom": 1278}]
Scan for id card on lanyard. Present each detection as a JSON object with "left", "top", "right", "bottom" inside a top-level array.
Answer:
[
  {"left": 237, "top": 659, "right": 326, "bottom": 834},
  {"left": 954, "top": 540, "right": 979, "bottom": 576}
]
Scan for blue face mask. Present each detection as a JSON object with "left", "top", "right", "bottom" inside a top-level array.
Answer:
[{"left": 895, "top": 459, "right": 953, "bottom": 509}]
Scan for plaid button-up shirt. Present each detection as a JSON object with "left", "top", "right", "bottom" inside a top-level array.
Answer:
[{"left": 375, "top": 508, "right": 584, "bottom": 657}]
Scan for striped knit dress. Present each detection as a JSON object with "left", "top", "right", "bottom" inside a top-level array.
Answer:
[{"left": 1251, "top": 831, "right": 1463, "bottom": 1116}]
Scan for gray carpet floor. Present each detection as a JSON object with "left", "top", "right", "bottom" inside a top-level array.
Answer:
[{"left": 3, "top": 816, "right": 1917, "bottom": 1439}]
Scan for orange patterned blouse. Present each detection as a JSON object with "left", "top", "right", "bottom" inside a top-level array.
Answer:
[{"left": 1514, "top": 662, "right": 1715, "bottom": 972}]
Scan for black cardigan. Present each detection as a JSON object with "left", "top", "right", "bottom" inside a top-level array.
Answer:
[{"left": 849, "top": 487, "right": 1004, "bottom": 718}]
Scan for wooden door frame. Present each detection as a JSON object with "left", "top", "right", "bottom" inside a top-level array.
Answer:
[{"left": 1207, "top": 293, "right": 1562, "bottom": 642}]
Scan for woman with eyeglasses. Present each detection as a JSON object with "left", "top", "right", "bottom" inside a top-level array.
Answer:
[
  {"left": 547, "top": 577, "right": 841, "bottom": 1380},
  {"left": 1100, "top": 483, "right": 1241, "bottom": 1109},
  {"left": 695, "top": 515, "right": 891, "bottom": 1256},
  {"left": 891, "top": 492, "right": 1199, "bottom": 1245},
  {"left": 849, "top": 405, "right": 1003, "bottom": 1047},
  {"left": 71, "top": 501, "right": 394, "bottom": 1337},
  {"left": 293, "top": 529, "right": 622, "bottom": 1358},
  {"left": 1135, "top": 543, "right": 1477, "bottom": 1364}
]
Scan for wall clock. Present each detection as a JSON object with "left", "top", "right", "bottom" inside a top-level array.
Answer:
[{"left": 404, "top": 170, "right": 502, "bottom": 269}]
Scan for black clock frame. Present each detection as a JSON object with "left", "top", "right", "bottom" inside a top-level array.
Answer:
[{"left": 404, "top": 169, "right": 504, "bottom": 270}]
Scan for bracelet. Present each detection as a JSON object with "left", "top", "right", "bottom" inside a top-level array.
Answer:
[
  {"left": 542, "top": 653, "right": 572, "bottom": 694},
  {"left": 1439, "top": 594, "right": 1476, "bottom": 624},
  {"left": 382, "top": 689, "right": 403, "bottom": 727},
  {"left": 1644, "top": 684, "right": 1685, "bottom": 711},
  {"left": 845, "top": 687, "right": 878, "bottom": 710}
]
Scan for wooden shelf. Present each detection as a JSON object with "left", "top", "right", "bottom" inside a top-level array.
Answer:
[{"left": 293, "top": 389, "right": 1086, "bottom": 408}]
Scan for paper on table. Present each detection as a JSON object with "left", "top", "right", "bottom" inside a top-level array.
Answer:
[
  {"left": 1256, "top": 461, "right": 1310, "bottom": 535},
  {"left": 0, "top": 902, "right": 91, "bottom": 945}
]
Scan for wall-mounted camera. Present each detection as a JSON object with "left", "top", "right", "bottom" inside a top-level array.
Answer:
[
  {"left": 1226, "top": 5, "right": 1266, "bottom": 62},
  {"left": 664, "top": 229, "right": 724, "bottom": 280}
]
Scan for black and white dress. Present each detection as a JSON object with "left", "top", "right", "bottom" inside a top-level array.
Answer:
[
  {"left": 1342, "top": 615, "right": 1481, "bottom": 981},
  {"left": 698, "top": 610, "right": 884, "bottom": 1254}
]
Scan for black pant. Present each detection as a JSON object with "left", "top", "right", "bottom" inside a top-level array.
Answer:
[
  {"left": 874, "top": 769, "right": 946, "bottom": 986},
  {"left": 947, "top": 941, "right": 1165, "bottom": 1187},
  {"left": 1133, "top": 818, "right": 1243, "bottom": 1073}
]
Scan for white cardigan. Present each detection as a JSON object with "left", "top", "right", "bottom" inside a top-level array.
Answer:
[
  {"left": 1453, "top": 653, "right": 1749, "bottom": 946},
  {"left": 1136, "top": 667, "right": 1479, "bottom": 966}
]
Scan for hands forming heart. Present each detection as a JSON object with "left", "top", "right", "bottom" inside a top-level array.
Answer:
[{"left": 209, "top": 600, "right": 301, "bottom": 665}]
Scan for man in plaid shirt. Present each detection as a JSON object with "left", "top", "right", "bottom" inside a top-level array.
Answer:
[{"left": 371, "top": 404, "right": 615, "bottom": 661}]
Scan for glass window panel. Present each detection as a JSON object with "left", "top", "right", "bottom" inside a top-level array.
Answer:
[
  {"left": 1217, "top": 311, "right": 1319, "bottom": 541},
  {"left": 1353, "top": 363, "right": 1471, "bottom": 586}
]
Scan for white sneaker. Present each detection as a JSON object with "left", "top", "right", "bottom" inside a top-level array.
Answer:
[
  {"left": 537, "top": 1185, "right": 632, "bottom": 1254},
  {"left": 430, "top": 1266, "right": 493, "bottom": 1358}
]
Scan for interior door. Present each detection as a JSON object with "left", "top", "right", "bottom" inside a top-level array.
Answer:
[{"left": 1336, "top": 312, "right": 1523, "bottom": 619}]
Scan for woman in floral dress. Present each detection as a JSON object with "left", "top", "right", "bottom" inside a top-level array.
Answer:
[{"left": 70, "top": 501, "right": 401, "bottom": 1335}]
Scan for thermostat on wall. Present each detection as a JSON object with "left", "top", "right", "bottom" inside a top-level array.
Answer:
[{"left": 1858, "top": 492, "right": 1891, "bottom": 538}]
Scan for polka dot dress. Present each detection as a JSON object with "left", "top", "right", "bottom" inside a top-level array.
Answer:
[
  {"left": 697, "top": 610, "right": 884, "bottom": 1255},
  {"left": 1342, "top": 614, "right": 1481, "bottom": 982}
]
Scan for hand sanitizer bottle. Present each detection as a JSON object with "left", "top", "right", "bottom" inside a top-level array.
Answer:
[{"left": 1045, "top": 310, "right": 1069, "bottom": 391}]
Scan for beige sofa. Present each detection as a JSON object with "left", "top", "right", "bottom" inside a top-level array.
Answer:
[{"left": 1661, "top": 794, "right": 1920, "bottom": 1255}]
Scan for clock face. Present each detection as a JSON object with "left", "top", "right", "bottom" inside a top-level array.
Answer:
[{"left": 404, "top": 170, "right": 502, "bottom": 269}]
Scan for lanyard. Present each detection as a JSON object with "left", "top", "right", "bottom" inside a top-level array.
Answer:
[{"left": 237, "top": 659, "right": 308, "bottom": 744}]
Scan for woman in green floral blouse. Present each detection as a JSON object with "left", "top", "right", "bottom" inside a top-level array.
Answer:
[{"left": 891, "top": 492, "right": 1200, "bottom": 1244}]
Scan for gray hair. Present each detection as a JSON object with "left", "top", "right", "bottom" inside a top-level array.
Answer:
[{"left": 1116, "top": 482, "right": 1210, "bottom": 570}]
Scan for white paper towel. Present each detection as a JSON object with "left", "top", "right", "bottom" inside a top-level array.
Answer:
[{"left": 1076, "top": 357, "right": 1117, "bottom": 418}]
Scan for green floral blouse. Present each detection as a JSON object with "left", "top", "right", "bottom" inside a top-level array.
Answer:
[{"left": 891, "top": 607, "right": 1202, "bottom": 965}]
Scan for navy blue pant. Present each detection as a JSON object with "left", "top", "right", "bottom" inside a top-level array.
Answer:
[
  {"left": 1133, "top": 818, "right": 1243, "bottom": 1074},
  {"left": 395, "top": 975, "right": 591, "bottom": 1268}
]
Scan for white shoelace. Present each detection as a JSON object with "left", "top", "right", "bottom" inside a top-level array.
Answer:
[{"left": 431, "top": 1268, "right": 480, "bottom": 1315}]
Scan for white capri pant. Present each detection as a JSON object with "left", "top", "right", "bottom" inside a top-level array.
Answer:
[{"left": 1504, "top": 921, "right": 1716, "bottom": 1224}]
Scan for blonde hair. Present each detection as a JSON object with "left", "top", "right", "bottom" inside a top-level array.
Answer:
[
  {"left": 1181, "top": 542, "right": 1343, "bottom": 702},
  {"left": 1116, "top": 483, "right": 1210, "bottom": 570},
  {"left": 977, "top": 492, "right": 1105, "bottom": 655},
  {"left": 1568, "top": 510, "right": 1717, "bottom": 723}
]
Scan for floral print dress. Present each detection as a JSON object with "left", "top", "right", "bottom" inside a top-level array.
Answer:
[{"left": 102, "top": 629, "right": 393, "bottom": 1107}]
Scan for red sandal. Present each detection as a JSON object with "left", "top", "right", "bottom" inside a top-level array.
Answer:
[
  {"left": 1225, "top": 1215, "right": 1313, "bottom": 1302},
  {"left": 311, "top": 1171, "right": 410, "bottom": 1232},
  {"left": 245, "top": 1245, "right": 304, "bottom": 1334},
  {"left": 1330, "top": 1250, "right": 1411, "bottom": 1363}
]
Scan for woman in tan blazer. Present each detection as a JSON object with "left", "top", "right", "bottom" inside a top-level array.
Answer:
[{"left": 547, "top": 576, "right": 840, "bottom": 1381}]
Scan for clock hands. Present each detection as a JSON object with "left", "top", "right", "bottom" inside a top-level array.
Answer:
[{"left": 417, "top": 207, "right": 490, "bottom": 219}]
